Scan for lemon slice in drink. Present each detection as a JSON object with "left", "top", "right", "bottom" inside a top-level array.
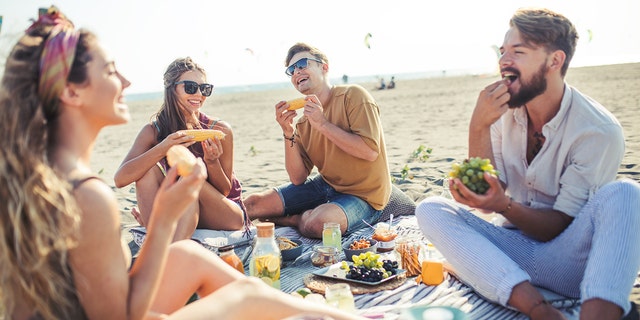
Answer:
[
  {"left": 265, "top": 255, "right": 280, "bottom": 273},
  {"left": 260, "top": 276, "right": 273, "bottom": 287}
]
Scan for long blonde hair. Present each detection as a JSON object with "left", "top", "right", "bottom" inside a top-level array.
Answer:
[{"left": 0, "top": 7, "right": 92, "bottom": 319}]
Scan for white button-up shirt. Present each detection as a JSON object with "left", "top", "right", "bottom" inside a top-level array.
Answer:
[{"left": 491, "top": 84, "right": 624, "bottom": 217}]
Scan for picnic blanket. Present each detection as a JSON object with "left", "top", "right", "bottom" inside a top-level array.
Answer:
[{"left": 131, "top": 215, "right": 582, "bottom": 319}]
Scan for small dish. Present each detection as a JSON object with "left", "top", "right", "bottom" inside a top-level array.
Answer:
[
  {"left": 343, "top": 239, "right": 378, "bottom": 262},
  {"left": 279, "top": 239, "right": 303, "bottom": 261}
]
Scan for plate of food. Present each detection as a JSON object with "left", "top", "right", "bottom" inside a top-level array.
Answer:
[{"left": 312, "top": 259, "right": 405, "bottom": 286}]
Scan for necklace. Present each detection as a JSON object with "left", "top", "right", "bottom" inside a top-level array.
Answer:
[{"left": 531, "top": 131, "right": 544, "bottom": 156}]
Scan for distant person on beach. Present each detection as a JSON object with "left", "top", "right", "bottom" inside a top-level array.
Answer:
[
  {"left": 416, "top": 8, "right": 640, "bottom": 320},
  {"left": 244, "top": 42, "right": 392, "bottom": 238},
  {"left": 114, "top": 57, "right": 248, "bottom": 241},
  {"left": 342, "top": 74, "right": 349, "bottom": 84},
  {"left": 376, "top": 77, "right": 386, "bottom": 90},
  {"left": 0, "top": 7, "right": 363, "bottom": 320},
  {"left": 387, "top": 76, "right": 396, "bottom": 89}
]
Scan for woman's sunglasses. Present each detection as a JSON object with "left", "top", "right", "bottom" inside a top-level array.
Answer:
[
  {"left": 174, "top": 80, "right": 214, "bottom": 97},
  {"left": 285, "top": 57, "right": 324, "bottom": 76}
]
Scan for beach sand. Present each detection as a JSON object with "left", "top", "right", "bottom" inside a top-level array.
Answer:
[{"left": 94, "top": 62, "right": 640, "bottom": 308}]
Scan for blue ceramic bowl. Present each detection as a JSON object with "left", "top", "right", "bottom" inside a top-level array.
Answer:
[
  {"left": 343, "top": 239, "right": 378, "bottom": 262},
  {"left": 280, "top": 239, "right": 304, "bottom": 261}
]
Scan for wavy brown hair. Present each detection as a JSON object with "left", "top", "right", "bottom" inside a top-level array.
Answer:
[
  {"left": 510, "top": 8, "right": 579, "bottom": 77},
  {"left": 154, "top": 57, "right": 208, "bottom": 143},
  {"left": 284, "top": 42, "right": 329, "bottom": 67},
  {"left": 0, "top": 10, "right": 92, "bottom": 320}
]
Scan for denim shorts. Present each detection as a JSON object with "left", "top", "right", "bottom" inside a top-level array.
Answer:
[{"left": 275, "top": 175, "right": 381, "bottom": 234}]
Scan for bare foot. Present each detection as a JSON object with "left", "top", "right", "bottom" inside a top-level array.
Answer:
[
  {"left": 262, "top": 215, "right": 302, "bottom": 228},
  {"left": 131, "top": 207, "right": 145, "bottom": 227},
  {"left": 530, "top": 302, "right": 566, "bottom": 320}
]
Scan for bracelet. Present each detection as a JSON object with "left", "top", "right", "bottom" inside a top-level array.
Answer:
[
  {"left": 283, "top": 133, "right": 296, "bottom": 147},
  {"left": 497, "top": 197, "right": 513, "bottom": 215},
  {"left": 527, "top": 299, "right": 549, "bottom": 316}
]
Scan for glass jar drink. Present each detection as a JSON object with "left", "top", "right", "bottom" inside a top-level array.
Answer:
[
  {"left": 249, "top": 222, "right": 281, "bottom": 289},
  {"left": 311, "top": 245, "right": 340, "bottom": 267},
  {"left": 218, "top": 244, "right": 245, "bottom": 274},
  {"left": 325, "top": 283, "right": 356, "bottom": 312},
  {"left": 322, "top": 222, "right": 342, "bottom": 252}
]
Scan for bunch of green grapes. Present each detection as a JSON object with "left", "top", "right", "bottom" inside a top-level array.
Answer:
[
  {"left": 449, "top": 157, "right": 499, "bottom": 195},
  {"left": 340, "top": 252, "right": 398, "bottom": 282}
]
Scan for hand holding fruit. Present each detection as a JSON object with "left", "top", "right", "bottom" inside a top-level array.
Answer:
[{"left": 448, "top": 157, "right": 498, "bottom": 195}]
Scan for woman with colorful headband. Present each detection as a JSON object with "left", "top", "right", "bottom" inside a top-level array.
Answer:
[
  {"left": 113, "top": 56, "right": 248, "bottom": 241},
  {"left": 0, "top": 6, "right": 361, "bottom": 320}
]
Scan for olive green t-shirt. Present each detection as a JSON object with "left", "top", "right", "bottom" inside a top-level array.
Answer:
[{"left": 294, "top": 85, "right": 391, "bottom": 210}]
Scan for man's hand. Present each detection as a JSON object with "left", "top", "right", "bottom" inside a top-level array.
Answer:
[
  {"left": 275, "top": 100, "right": 298, "bottom": 137},
  {"left": 302, "top": 95, "right": 329, "bottom": 129},
  {"left": 449, "top": 172, "right": 510, "bottom": 214},
  {"left": 470, "top": 80, "right": 511, "bottom": 129}
]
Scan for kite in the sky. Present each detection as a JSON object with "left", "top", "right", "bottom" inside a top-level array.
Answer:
[{"left": 364, "top": 33, "right": 373, "bottom": 49}]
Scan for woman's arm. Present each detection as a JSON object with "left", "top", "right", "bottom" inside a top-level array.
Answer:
[
  {"left": 72, "top": 164, "right": 206, "bottom": 319},
  {"left": 70, "top": 179, "right": 131, "bottom": 319},
  {"left": 114, "top": 125, "right": 193, "bottom": 188},
  {"left": 201, "top": 121, "right": 234, "bottom": 196}
]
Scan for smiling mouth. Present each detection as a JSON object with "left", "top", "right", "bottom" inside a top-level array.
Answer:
[{"left": 502, "top": 73, "right": 518, "bottom": 85}]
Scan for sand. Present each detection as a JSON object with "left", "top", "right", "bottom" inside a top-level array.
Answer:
[{"left": 93, "top": 62, "right": 640, "bottom": 307}]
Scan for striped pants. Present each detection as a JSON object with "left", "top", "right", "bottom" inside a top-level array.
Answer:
[{"left": 416, "top": 179, "right": 640, "bottom": 315}]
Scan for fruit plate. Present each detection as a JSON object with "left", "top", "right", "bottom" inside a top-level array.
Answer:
[{"left": 311, "top": 262, "right": 405, "bottom": 286}]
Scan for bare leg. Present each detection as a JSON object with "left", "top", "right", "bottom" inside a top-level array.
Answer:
[
  {"left": 134, "top": 165, "right": 165, "bottom": 226},
  {"left": 168, "top": 277, "right": 361, "bottom": 320},
  {"left": 196, "top": 182, "right": 245, "bottom": 230},
  {"left": 136, "top": 166, "right": 198, "bottom": 241},
  {"left": 244, "top": 189, "right": 286, "bottom": 220},
  {"left": 148, "top": 240, "right": 244, "bottom": 315},
  {"left": 173, "top": 202, "right": 198, "bottom": 241},
  {"left": 580, "top": 298, "right": 623, "bottom": 320},
  {"left": 298, "top": 203, "right": 348, "bottom": 239},
  {"left": 263, "top": 214, "right": 303, "bottom": 228},
  {"left": 508, "top": 281, "right": 566, "bottom": 320}
]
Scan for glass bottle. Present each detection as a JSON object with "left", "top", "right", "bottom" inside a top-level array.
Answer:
[
  {"left": 325, "top": 283, "right": 356, "bottom": 312},
  {"left": 218, "top": 244, "right": 245, "bottom": 274},
  {"left": 422, "top": 243, "right": 445, "bottom": 285},
  {"left": 249, "top": 222, "right": 281, "bottom": 289},
  {"left": 322, "top": 222, "right": 342, "bottom": 252}
]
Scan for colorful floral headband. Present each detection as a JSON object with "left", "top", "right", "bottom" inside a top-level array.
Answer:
[{"left": 27, "top": 6, "right": 80, "bottom": 107}]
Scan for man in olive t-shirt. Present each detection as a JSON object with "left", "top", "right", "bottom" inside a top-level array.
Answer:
[{"left": 244, "top": 43, "right": 391, "bottom": 238}]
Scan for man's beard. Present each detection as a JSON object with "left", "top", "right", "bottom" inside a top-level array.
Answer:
[{"left": 508, "top": 63, "right": 548, "bottom": 108}]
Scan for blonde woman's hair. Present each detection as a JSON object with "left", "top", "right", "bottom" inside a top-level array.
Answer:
[{"left": 0, "top": 8, "right": 93, "bottom": 320}]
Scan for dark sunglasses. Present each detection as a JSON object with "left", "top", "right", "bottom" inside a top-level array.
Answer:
[
  {"left": 285, "top": 57, "right": 324, "bottom": 76},
  {"left": 174, "top": 80, "right": 214, "bottom": 97}
]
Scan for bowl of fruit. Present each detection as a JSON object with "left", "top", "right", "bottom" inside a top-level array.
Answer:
[{"left": 343, "top": 238, "right": 378, "bottom": 262}]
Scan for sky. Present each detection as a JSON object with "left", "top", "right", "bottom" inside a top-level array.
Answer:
[{"left": 1, "top": 0, "right": 639, "bottom": 94}]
